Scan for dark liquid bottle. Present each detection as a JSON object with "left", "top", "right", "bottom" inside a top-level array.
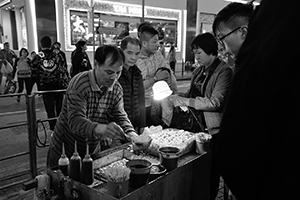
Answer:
[
  {"left": 69, "top": 141, "right": 82, "bottom": 182},
  {"left": 81, "top": 144, "right": 94, "bottom": 185},
  {"left": 58, "top": 142, "right": 69, "bottom": 176}
]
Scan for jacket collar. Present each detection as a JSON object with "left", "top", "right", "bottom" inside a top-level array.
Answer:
[{"left": 89, "top": 70, "right": 107, "bottom": 93}]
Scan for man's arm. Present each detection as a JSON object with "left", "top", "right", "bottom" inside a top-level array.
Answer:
[{"left": 66, "top": 89, "right": 100, "bottom": 139}]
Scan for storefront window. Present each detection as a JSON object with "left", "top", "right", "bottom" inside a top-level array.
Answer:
[
  {"left": 65, "top": 1, "right": 181, "bottom": 52},
  {"left": 147, "top": 19, "right": 177, "bottom": 47},
  {"left": 70, "top": 10, "right": 100, "bottom": 46}
]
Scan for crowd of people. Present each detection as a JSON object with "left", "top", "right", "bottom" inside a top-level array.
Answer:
[{"left": 2, "top": 0, "right": 299, "bottom": 199}]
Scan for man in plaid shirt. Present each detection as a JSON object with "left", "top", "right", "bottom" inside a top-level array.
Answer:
[{"left": 47, "top": 45, "right": 150, "bottom": 168}]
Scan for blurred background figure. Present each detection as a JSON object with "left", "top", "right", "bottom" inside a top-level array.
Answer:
[
  {"left": 15, "top": 48, "right": 32, "bottom": 102},
  {"left": 70, "top": 40, "right": 92, "bottom": 78},
  {"left": 168, "top": 44, "right": 176, "bottom": 73},
  {"left": 52, "top": 42, "right": 68, "bottom": 74},
  {"left": 158, "top": 41, "right": 166, "bottom": 58},
  {"left": 30, "top": 51, "right": 41, "bottom": 93},
  {"left": 1, "top": 42, "right": 17, "bottom": 80}
]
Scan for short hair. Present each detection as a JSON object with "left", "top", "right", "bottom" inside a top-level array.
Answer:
[
  {"left": 53, "top": 42, "right": 61, "bottom": 47},
  {"left": 120, "top": 36, "right": 141, "bottom": 50},
  {"left": 75, "top": 40, "right": 86, "bottom": 48},
  {"left": 137, "top": 22, "right": 152, "bottom": 37},
  {"left": 139, "top": 25, "right": 158, "bottom": 42},
  {"left": 40, "top": 36, "right": 52, "bottom": 48},
  {"left": 19, "top": 47, "right": 29, "bottom": 57},
  {"left": 190, "top": 32, "right": 218, "bottom": 56},
  {"left": 3, "top": 42, "right": 9, "bottom": 46},
  {"left": 212, "top": 2, "right": 255, "bottom": 36},
  {"left": 94, "top": 45, "right": 124, "bottom": 67}
]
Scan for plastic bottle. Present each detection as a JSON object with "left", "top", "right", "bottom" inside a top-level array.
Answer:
[
  {"left": 58, "top": 142, "right": 69, "bottom": 176},
  {"left": 69, "top": 141, "right": 82, "bottom": 182},
  {"left": 81, "top": 144, "right": 94, "bottom": 185}
]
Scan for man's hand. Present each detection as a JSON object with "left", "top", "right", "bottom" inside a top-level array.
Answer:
[
  {"left": 169, "top": 94, "right": 182, "bottom": 107},
  {"left": 155, "top": 70, "right": 171, "bottom": 82},
  {"left": 95, "top": 122, "right": 126, "bottom": 141},
  {"left": 132, "top": 134, "right": 152, "bottom": 151}
]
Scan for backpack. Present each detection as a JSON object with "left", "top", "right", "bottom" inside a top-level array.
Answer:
[
  {"left": 38, "top": 50, "right": 69, "bottom": 88},
  {"left": 4, "top": 79, "right": 17, "bottom": 94}
]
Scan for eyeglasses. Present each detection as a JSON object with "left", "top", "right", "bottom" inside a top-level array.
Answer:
[{"left": 217, "top": 26, "right": 241, "bottom": 46}]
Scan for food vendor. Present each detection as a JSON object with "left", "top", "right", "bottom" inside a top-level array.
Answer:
[{"left": 46, "top": 45, "right": 151, "bottom": 168}]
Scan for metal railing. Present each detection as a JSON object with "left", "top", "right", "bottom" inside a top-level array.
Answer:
[{"left": 0, "top": 89, "right": 65, "bottom": 190}]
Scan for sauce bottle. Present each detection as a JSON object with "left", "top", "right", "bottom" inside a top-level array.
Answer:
[
  {"left": 81, "top": 144, "right": 94, "bottom": 185},
  {"left": 58, "top": 142, "right": 69, "bottom": 176},
  {"left": 69, "top": 141, "right": 81, "bottom": 182}
]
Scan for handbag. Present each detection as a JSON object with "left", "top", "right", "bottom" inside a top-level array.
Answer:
[
  {"left": 1, "top": 61, "right": 13, "bottom": 74},
  {"left": 170, "top": 107, "right": 205, "bottom": 133}
]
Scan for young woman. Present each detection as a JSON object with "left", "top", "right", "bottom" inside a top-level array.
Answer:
[{"left": 15, "top": 48, "right": 32, "bottom": 102}]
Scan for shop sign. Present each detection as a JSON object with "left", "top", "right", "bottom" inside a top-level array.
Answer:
[
  {"left": 112, "top": 4, "right": 142, "bottom": 16},
  {"left": 98, "top": 27, "right": 122, "bottom": 35},
  {"left": 0, "top": 0, "right": 11, "bottom": 8}
]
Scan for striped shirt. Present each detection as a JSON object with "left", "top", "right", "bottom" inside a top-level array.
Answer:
[{"left": 49, "top": 70, "right": 135, "bottom": 165}]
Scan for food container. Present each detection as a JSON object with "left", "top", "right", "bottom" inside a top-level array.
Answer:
[
  {"left": 158, "top": 147, "right": 181, "bottom": 172},
  {"left": 149, "top": 164, "right": 167, "bottom": 181},
  {"left": 126, "top": 159, "right": 152, "bottom": 190}
]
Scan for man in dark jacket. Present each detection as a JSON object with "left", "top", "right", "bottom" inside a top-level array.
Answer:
[
  {"left": 119, "top": 36, "right": 146, "bottom": 134},
  {"left": 216, "top": 0, "right": 300, "bottom": 200}
]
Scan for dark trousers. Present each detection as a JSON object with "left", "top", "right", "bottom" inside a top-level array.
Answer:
[
  {"left": 146, "top": 106, "right": 154, "bottom": 127},
  {"left": 170, "top": 61, "right": 176, "bottom": 73},
  {"left": 30, "top": 76, "right": 41, "bottom": 92},
  {"left": 210, "top": 133, "right": 220, "bottom": 200},
  {"left": 41, "top": 83, "right": 64, "bottom": 131},
  {"left": 17, "top": 77, "right": 32, "bottom": 95}
]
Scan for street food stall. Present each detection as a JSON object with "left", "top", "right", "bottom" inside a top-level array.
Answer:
[{"left": 24, "top": 128, "right": 211, "bottom": 200}]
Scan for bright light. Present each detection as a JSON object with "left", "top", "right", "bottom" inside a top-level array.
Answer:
[{"left": 152, "top": 81, "right": 173, "bottom": 100}]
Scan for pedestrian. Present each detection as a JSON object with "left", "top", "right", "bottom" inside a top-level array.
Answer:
[
  {"left": 30, "top": 51, "right": 41, "bottom": 93},
  {"left": 70, "top": 40, "right": 92, "bottom": 78},
  {"left": 216, "top": 0, "right": 300, "bottom": 199},
  {"left": 136, "top": 24, "right": 178, "bottom": 127},
  {"left": 168, "top": 44, "right": 176, "bottom": 72},
  {"left": 37, "top": 36, "right": 69, "bottom": 131},
  {"left": 46, "top": 45, "right": 151, "bottom": 168},
  {"left": 169, "top": 32, "right": 234, "bottom": 200},
  {"left": 158, "top": 41, "right": 166, "bottom": 58},
  {"left": 52, "top": 42, "right": 68, "bottom": 75},
  {"left": 1, "top": 42, "right": 17, "bottom": 80},
  {"left": 119, "top": 36, "right": 146, "bottom": 135},
  {"left": 15, "top": 48, "right": 32, "bottom": 102},
  {"left": 0, "top": 49, "right": 6, "bottom": 94}
]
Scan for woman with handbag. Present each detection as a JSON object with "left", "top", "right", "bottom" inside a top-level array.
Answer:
[
  {"left": 170, "top": 32, "right": 234, "bottom": 200},
  {"left": 15, "top": 48, "right": 32, "bottom": 102}
]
